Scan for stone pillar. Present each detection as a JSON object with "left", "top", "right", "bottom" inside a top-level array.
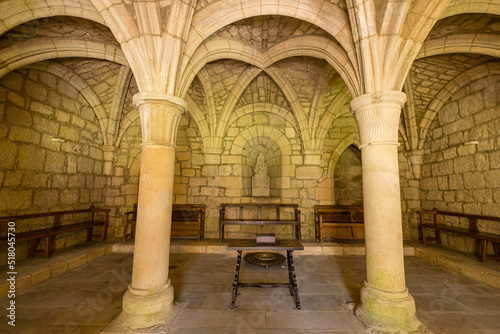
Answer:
[
  {"left": 350, "top": 91, "right": 424, "bottom": 332},
  {"left": 121, "top": 92, "right": 186, "bottom": 329}
]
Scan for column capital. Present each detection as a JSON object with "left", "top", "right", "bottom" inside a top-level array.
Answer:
[
  {"left": 350, "top": 91, "right": 406, "bottom": 149},
  {"left": 133, "top": 92, "right": 187, "bottom": 147},
  {"left": 133, "top": 92, "right": 188, "bottom": 111}
]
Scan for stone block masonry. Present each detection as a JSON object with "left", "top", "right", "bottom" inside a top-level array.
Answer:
[
  {"left": 0, "top": 69, "right": 115, "bottom": 261},
  {"left": 401, "top": 74, "right": 500, "bottom": 253}
]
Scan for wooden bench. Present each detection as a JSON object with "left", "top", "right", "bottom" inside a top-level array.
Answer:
[
  {"left": 419, "top": 208, "right": 500, "bottom": 262},
  {"left": 314, "top": 205, "right": 364, "bottom": 243},
  {"left": 219, "top": 203, "right": 301, "bottom": 242},
  {"left": 0, "top": 206, "right": 109, "bottom": 259},
  {"left": 123, "top": 204, "right": 205, "bottom": 241},
  {"left": 122, "top": 204, "right": 137, "bottom": 241},
  {"left": 171, "top": 204, "right": 205, "bottom": 241}
]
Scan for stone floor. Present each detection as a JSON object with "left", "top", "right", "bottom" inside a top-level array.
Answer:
[{"left": 1, "top": 244, "right": 500, "bottom": 333}]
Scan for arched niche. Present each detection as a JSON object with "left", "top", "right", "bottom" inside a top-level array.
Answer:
[
  {"left": 230, "top": 125, "right": 292, "bottom": 198},
  {"left": 334, "top": 145, "right": 363, "bottom": 206}
]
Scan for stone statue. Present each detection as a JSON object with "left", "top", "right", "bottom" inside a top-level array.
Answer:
[{"left": 252, "top": 153, "right": 270, "bottom": 196}]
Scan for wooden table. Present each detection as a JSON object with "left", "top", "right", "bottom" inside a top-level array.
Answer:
[{"left": 227, "top": 239, "right": 304, "bottom": 309}]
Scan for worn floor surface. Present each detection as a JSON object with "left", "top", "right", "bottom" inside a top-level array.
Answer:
[{"left": 1, "top": 250, "right": 500, "bottom": 333}]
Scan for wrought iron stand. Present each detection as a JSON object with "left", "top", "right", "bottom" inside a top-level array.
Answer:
[{"left": 227, "top": 239, "right": 303, "bottom": 309}]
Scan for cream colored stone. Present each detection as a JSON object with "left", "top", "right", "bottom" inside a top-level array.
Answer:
[
  {"left": 30, "top": 268, "right": 52, "bottom": 285},
  {"left": 216, "top": 176, "right": 242, "bottom": 188},
  {"left": 87, "top": 248, "right": 105, "bottom": 262},
  {"left": 16, "top": 276, "right": 31, "bottom": 292},
  {"left": 67, "top": 255, "right": 88, "bottom": 270},
  {"left": 321, "top": 246, "right": 343, "bottom": 255},
  {"left": 178, "top": 245, "right": 207, "bottom": 253},
  {"left": 343, "top": 246, "right": 365, "bottom": 255},
  {"left": 0, "top": 189, "right": 32, "bottom": 210},
  {"left": 0, "top": 140, "right": 17, "bottom": 168}
]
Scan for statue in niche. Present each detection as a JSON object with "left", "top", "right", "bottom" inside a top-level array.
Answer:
[{"left": 252, "top": 152, "right": 270, "bottom": 197}]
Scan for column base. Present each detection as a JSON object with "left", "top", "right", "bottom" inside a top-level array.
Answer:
[
  {"left": 120, "top": 280, "right": 175, "bottom": 329},
  {"left": 356, "top": 282, "right": 431, "bottom": 333}
]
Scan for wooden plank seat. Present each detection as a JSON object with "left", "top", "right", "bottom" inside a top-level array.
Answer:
[
  {"left": 171, "top": 204, "right": 205, "bottom": 241},
  {"left": 419, "top": 208, "right": 500, "bottom": 262},
  {"left": 123, "top": 204, "right": 205, "bottom": 241},
  {"left": 0, "top": 206, "right": 109, "bottom": 259},
  {"left": 314, "top": 205, "right": 364, "bottom": 243},
  {"left": 219, "top": 203, "right": 301, "bottom": 242}
]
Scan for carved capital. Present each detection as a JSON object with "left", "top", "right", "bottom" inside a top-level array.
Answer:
[
  {"left": 350, "top": 91, "right": 406, "bottom": 149},
  {"left": 133, "top": 92, "right": 187, "bottom": 146}
]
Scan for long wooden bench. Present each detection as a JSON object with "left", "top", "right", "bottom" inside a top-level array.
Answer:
[
  {"left": 0, "top": 206, "right": 109, "bottom": 259},
  {"left": 419, "top": 208, "right": 500, "bottom": 262},
  {"left": 314, "top": 205, "right": 364, "bottom": 243},
  {"left": 219, "top": 203, "right": 301, "bottom": 242},
  {"left": 123, "top": 204, "right": 205, "bottom": 241}
]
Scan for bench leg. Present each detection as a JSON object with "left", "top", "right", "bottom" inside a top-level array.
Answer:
[
  {"left": 287, "top": 250, "right": 300, "bottom": 310},
  {"left": 101, "top": 222, "right": 108, "bottom": 241},
  {"left": 493, "top": 242, "right": 500, "bottom": 262},
  {"left": 420, "top": 225, "right": 427, "bottom": 245},
  {"left": 231, "top": 250, "right": 242, "bottom": 308},
  {"left": 480, "top": 240, "right": 488, "bottom": 262},
  {"left": 28, "top": 239, "right": 41, "bottom": 258},
  {"left": 44, "top": 236, "right": 51, "bottom": 259},
  {"left": 122, "top": 216, "right": 129, "bottom": 241},
  {"left": 219, "top": 224, "right": 224, "bottom": 242}
]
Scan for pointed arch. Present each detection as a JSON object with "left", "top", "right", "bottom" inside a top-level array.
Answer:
[
  {"left": 185, "top": 0, "right": 355, "bottom": 70},
  {"left": 418, "top": 63, "right": 500, "bottom": 149},
  {"left": 0, "top": 38, "right": 128, "bottom": 79},
  {"left": 179, "top": 35, "right": 360, "bottom": 98},
  {"left": 24, "top": 61, "right": 110, "bottom": 145},
  {"left": 0, "top": 0, "right": 105, "bottom": 36},
  {"left": 313, "top": 86, "right": 352, "bottom": 150},
  {"left": 417, "top": 34, "right": 500, "bottom": 60},
  {"left": 109, "top": 66, "right": 133, "bottom": 146}
]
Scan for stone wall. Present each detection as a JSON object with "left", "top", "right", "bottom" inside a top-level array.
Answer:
[
  {"left": 415, "top": 74, "right": 500, "bottom": 253},
  {"left": 0, "top": 69, "right": 111, "bottom": 260},
  {"left": 169, "top": 106, "right": 360, "bottom": 240},
  {"left": 334, "top": 145, "right": 362, "bottom": 206},
  {"left": 105, "top": 115, "right": 142, "bottom": 238}
]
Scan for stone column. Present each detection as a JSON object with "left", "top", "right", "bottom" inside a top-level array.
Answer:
[
  {"left": 121, "top": 92, "right": 186, "bottom": 329},
  {"left": 350, "top": 91, "right": 424, "bottom": 332}
]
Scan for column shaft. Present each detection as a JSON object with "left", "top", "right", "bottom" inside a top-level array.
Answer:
[
  {"left": 362, "top": 143, "right": 406, "bottom": 292},
  {"left": 121, "top": 92, "right": 186, "bottom": 329},
  {"left": 132, "top": 144, "right": 175, "bottom": 289},
  {"left": 350, "top": 91, "right": 424, "bottom": 333}
]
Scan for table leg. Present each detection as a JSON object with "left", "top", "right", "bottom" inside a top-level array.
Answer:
[
  {"left": 231, "top": 250, "right": 242, "bottom": 308},
  {"left": 287, "top": 250, "right": 300, "bottom": 309}
]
